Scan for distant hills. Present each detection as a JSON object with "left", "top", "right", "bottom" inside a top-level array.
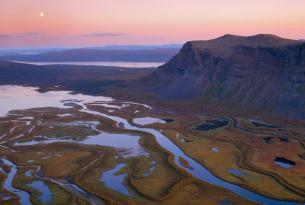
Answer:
[
  {"left": 141, "top": 34, "right": 305, "bottom": 118},
  {"left": 0, "top": 45, "right": 181, "bottom": 62},
  {"left": 91, "top": 44, "right": 182, "bottom": 50},
  {"left": 0, "top": 61, "right": 155, "bottom": 95}
]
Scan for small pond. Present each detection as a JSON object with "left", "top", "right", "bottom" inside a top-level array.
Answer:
[
  {"left": 194, "top": 119, "right": 228, "bottom": 131},
  {"left": 133, "top": 117, "right": 166, "bottom": 126},
  {"left": 251, "top": 120, "right": 278, "bottom": 129},
  {"left": 264, "top": 137, "right": 289, "bottom": 144},
  {"left": 274, "top": 157, "right": 295, "bottom": 169},
  {"left": 228, "top": 168, "right": 246, "bottom": 177}
]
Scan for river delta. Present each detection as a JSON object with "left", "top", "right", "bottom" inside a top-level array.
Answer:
[{"left": 0, "top": 85, "right": 304, "bottom": 205}]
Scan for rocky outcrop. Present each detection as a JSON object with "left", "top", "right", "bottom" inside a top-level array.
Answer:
[{"left": 142, "top": 34, "right": 305, "bottom": 118}]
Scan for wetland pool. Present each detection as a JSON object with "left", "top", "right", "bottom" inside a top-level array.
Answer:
[
  {"left": 99, "top": 163, "right": 131, "bottom": 196},
  {"left": 15, "top": 131, "right": 148, "bottom": 158},
  {"left": 133, "top": 117, "right": 167, "bottom": 125},
  {"left": 27, "top": 181, "right": 53, "bottom": 203},
  {"left": 194, "top": 119, "right": 228, "bottom": 131},
  {"left": 274, "top": 157, "right": 296, "bottom": 169},
  {"left": 0, "top": 85, "right": 304, "bottom": 205}
]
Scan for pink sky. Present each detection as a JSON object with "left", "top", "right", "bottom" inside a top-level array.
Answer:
[{"left": 0, "top": 0, "right": 305, "bottom": 48}]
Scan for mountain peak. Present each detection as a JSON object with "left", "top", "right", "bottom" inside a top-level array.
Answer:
[
  {"left": 142, "top": 34, "right": 305, "bottom": 118},
  {"left": 220, "top": 34, "right": 285, "bottom": 40},
  {"left": 188, "top": 34, "right": 299, "bottom": 50}
]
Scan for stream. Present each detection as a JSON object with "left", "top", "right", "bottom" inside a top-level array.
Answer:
[
  {"left": 80, "top": 103, "right": 305, "bottom": 205},
  {"left": 0, "top": 85, "right": 304, "bottom": 205},
  {"left": 0, "top": 158, "right": 104, "bottom": 205},
  {"left": 1, "top": 158, "right": 33, "bottom": 205}
]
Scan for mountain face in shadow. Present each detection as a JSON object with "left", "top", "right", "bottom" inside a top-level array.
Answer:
[{"left": 141, "top": 34, "right": 305, "bottom": 118}]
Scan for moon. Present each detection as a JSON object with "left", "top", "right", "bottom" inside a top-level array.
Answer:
[{"left": 40, "top": 12, "right": 44, "bottom": 17}]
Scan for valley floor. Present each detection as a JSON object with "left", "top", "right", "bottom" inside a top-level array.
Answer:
[{"left": 0, "top": 88, "right": 304, "bottom": 205}]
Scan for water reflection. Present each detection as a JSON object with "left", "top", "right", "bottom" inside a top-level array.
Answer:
[
  {"left": 15, "top": 132, "right": 148, "bottom": 158},
  {"left": 0, "top": 85, "right": 303, "bottom": 205},
  {"left": 133, "top": 117, "right": 166, "bottom": 125},
  {"left": 1, "top": 158, "right": 33, "bottom": 205},
  {"left": 0, "top": 85, "right": 112, "bottom": 117},
  {"left": 99, "top": 163, "right": 131, "bottom": 196},
  {"left": 27, "top": 181, "right": 53, "bottom": 203}
]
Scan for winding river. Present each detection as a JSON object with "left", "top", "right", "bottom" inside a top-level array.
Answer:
[
  {"left": 1, "top": 158, "right": 104, "bottom": 205},
  {"left": 1, "top": 159, "right": 33, "bottom": 205},
  {"left": 79, "top": 103, "right": 305, "bottom": 205},
  {"left": 0, "top": 85, "right": 304, "bottom": 205}
]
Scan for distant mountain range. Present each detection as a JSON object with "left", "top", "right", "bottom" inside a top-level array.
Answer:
[
  {"left": 90, "top": 44, "right": 182, "bottom": 50},
  {"left": 0, "top": 45, "right": 181, "bottom": 62},
  {"left": 0, "top": 44, "right": 181, "bottom": 55},
  {"left": 140, "top": 34, "right": 305, "bottom": 118}
]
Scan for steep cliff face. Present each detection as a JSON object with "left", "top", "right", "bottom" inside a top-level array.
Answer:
[{"left": 142, "top": 34, "right": 305, "bottom": 118}]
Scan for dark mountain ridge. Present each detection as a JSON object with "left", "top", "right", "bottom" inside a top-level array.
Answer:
[{"left": 141, "top": 34, "right": 305, "bottom": 118}]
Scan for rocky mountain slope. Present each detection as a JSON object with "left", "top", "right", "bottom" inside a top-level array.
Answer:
[{"left": 141, "top": 34, "right": 305, "bottom": 118}]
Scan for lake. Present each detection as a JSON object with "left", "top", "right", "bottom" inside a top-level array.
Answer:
[{"left": 13, "top": 61, "right": 164, "bottom": 68}]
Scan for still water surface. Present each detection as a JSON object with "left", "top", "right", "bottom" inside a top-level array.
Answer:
[
  {"left": 13, "top": 61, "right": 164, "bottom": 68},
  {"left": 0, "top": 85, "right": 304, "bottom": 205}
]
